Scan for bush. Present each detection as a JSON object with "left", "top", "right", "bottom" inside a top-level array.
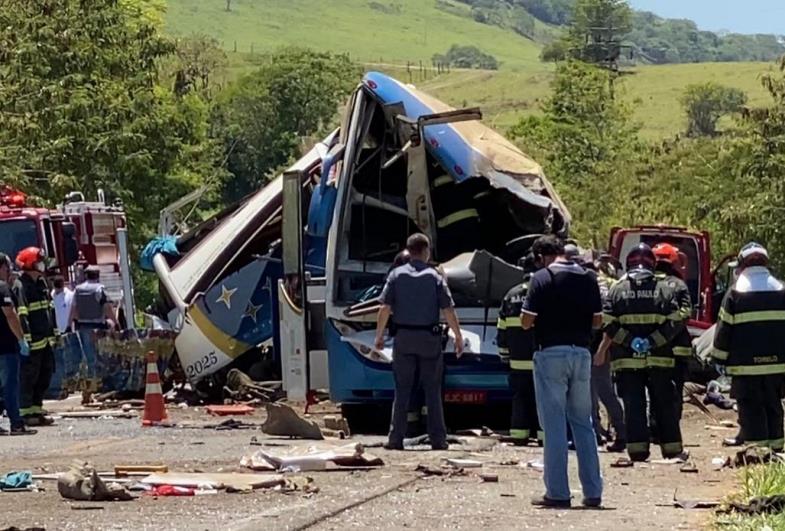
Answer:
[{"left": 432, "top": 45, "right": 499, "bottom": 70}]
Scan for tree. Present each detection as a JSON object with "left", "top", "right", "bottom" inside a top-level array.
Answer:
[
  {"left": 0, "top": 0, "right": 220, "bottom": 305},
  {"left": 681, "top": 82, "right": 748, "bottom": 137},
  {"left": 433, "top": 45, "right": 499, "bottom": 70},
  {"left": 510, "top": 60, "right": 639, "bottom": 242},
  {"left": 567, "top": 0, "right": 631, "bottom": 65},
  {"left": 212, "top": 48, "right": 359, "bottom": 202}
]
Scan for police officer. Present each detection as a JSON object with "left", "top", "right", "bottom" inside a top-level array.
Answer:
[
  {"left": 14, "top": 247, "right": 58, "bottom": 426},
  {"left": 375, "top": 233, "right": 464, "bottom": 450},
  {"left": 602, "top": 244, "right": 685, "bottom": 462},
  {"left": 497, "top": 255, "right": 542, "bottom": 446},
  {"left": 653, "top": 243, "right": 693, "bottom": 421},
  {"left": 712, "top": 243, "right": 785, "bottom": 453}
]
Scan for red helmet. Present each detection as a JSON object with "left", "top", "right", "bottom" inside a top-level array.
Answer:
[
  {"left": 652, "top": 243, "right": 680, "bottom": 265},
  {"left": 16, "top": 247, "right": 45, "bottom": 271}
]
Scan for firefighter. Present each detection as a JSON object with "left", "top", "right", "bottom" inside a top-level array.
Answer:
[
  {"left": 652, "top": 243, "right": 693, "bottom": 421},
  {"left": 497, "top": 255, "right": 542, "bottom": 446},
  {"left": 712, "top": 243, "right": 785, "bottom": 453},
  {"left": 14, "top": 247, "right": 58, "bottom": 426},
  {"left": 429, "top": 169, "right": 481, "bottom": 260},
  {"left": 602, "top": 244, "right": 685, "bottom": 461}
]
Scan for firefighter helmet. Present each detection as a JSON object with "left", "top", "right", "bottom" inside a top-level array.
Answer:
[
  {"left": 653, "top": 243, "right": 680, "bottom": 265},
  {"left": 738, "top": 242, "right": 769, "bottom": 268},
  {"left": 16, "top": 247, "right": 45, "bottom": 271},
  {"left": 626, "top": 243, "right": 656, "bottom": 272}
]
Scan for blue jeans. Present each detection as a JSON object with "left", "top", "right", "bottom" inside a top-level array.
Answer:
[
  {"left": 534, "top": 345, "right": 603, "bottom": 501},
  {"left": 0, "top": 353, "right": 22, "bottom": 428}
]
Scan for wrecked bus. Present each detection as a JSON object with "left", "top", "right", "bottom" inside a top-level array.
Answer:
[
  {"left": 280, "top": 72, "right": 570, "bottom": 424},
  {"left": 152, "top": 72, "right": 570, "bottom": 424}
]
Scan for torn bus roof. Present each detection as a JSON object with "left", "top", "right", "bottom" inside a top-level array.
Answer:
[{"left": 362, "top": 71, "right": 571, "bottom": 227}]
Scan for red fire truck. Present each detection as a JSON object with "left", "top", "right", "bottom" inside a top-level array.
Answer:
[{"left": 0, "top": 185, "right": 135, "bottom": 320}]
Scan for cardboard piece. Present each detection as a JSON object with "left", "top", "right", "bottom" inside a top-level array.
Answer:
[{"left": 141, "top": 472, "right": 284, "bottom": 491}]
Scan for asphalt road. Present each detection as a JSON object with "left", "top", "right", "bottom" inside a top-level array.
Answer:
[{"left": 0, "top": 398, "right": 736, "bottom": 530}]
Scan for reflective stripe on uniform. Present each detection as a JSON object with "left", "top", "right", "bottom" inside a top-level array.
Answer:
[
  {"left": 510, "top": 428, "right": 530, "bottom": 440},
  {"left": 474, "top": 190, "right": 491, "bottom": 200},
  {"left": 712, "top": 349, "right": 729, "bottom": 361},
  {"left": 646, "top": 357, "right": 675, "bottom": 368},
  {"left": 16, "top": 306, "right": 28, "bottom": 316},
  {"left": 612, "top": 358, "right": 646, "bottom": 371},
  {"left": 498, "top": 347, "right": 510, "bottom": 355},
  {"left": 23, "top": 334, "right": 32, "bottom": 342},
  {"left": 726, "top": 364, "right": 785, "bottom": 376},
  {"left": 30, "top": 338, "right": 50, "bottom": 350},
  {"left": 618, "top": 314, "right": 666, "bottom": 325},
  {"left": 432, "top": 175, "right": 453, "bottom": 188},
  {"left": 673, "top": 346, "right": 692, "bottom": 357},
  {"left": 496, "top": 318, "right": 507, "bottom": 330},
  {"left": 502, "top": 317, "right": 522, "bottom": 328},
  {"left": 650, "top": 330, "right": 667, "bottom": 347},
  {"left": 407, "top": 412, "right": 420, "bottom": 422},
  {"left": 19, "top": 407, "right": 37, "bottom": 416},
  {"left": 770, "top": 438, "right": 784, "bottom": 450},
  {"left": 28, "top": 301, "right": 50, "bottom": 311},
  {"left": 746, "top": 439, "right": 769, "bottom": 448},
  {"left": 661, "top": 441, "right": 683, "bottom": 454},
  {"left": 627, "top": 441, "right": 650, "bottom": 453},
  {"left": 720, "top": 308, "right": 785, "bottom": 325},
  {"left": 612, "top": 328, "right": 628, "bottom": 344},
  {"left": 602, "top": 313, "right": 617, "bottom": 325},
  {"left": 437, "top": 208, "right": 479, "bottom": 229},
  {"left": 510, "top": 359, "right": 534, "bottom": 371}
]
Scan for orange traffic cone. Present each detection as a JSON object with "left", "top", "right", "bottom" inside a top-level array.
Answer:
[{"left": 142, "top": 350, "right": 168, "bottom": 427}]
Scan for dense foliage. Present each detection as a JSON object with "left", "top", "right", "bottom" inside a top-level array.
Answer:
[
  {"left": 681, "top": 83, "right": 748, "bottom": 137},
  {"left": 457, "top": 0, "right": 785, "bottom": 64},
  {"left": 433, "top": 45, "right": 500, "bottom": 70}
]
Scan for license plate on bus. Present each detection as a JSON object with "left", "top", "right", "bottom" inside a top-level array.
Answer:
[{"left": 444, "top": 391, "right": 487, "bottom": 404}]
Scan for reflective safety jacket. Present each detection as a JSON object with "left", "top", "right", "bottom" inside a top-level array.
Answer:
[
  {"left": 429, "top": 173, "right": 480, "bottom": 233},
  {"left": 713, "top": 267, "right": 785, "bottom": 376},
  {"left": 497, "top": 278, "right": 535, "bottom": 371},
  {"left": 14, "top": 273, "right": 58, "bottom": 351},
  {"left": 656, "top": 271, "right": 693, "bottom": 359},
  {"left": 603, "top": 270, "right": 683, "bottom": 371}
]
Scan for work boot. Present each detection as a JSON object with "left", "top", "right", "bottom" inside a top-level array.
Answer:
[
  {"left": 10, "top": 424, "right": 37, "bottom": 436},
  {"left": 384, "top": 441, "right": 404, "bottom": 451},
  {"left": 723, "top": 432, "right": 744, "bottom": 447},
  {"left": 606, "top": 439, "right": 627, "bottom": 453},
  {"left": 531, "top": 495, "right": 571, "bottom": 509},
  {"left": 582, "top": 497, "right": 602, "bottom": 508}
]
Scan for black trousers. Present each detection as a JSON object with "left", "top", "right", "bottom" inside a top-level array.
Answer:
[
  {"left": 19, "top": 345, "right": 55, "bottom": 416},
  {"left": 673, "top": 358, "right": 689, "bottom": 421},
  {"left": 733, "top": 374, "right": 785, "bottom": 451},
  {"left": 617, "top": 369, "right": 682, "bottom": 461},
  {"left": 509, "top": 370, "right": 541, "bottom": 441}
]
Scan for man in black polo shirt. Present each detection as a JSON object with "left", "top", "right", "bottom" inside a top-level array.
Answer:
[{"left": 522, "top": 236, "right": 603, "bottom": 508}]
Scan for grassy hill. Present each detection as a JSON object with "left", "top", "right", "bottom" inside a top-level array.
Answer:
[
  {"left": 165, "top": 0, "right": 776, "bottom": 140},
  {"left": 167, "top": 0, "right": 543, "bottom": 70}
]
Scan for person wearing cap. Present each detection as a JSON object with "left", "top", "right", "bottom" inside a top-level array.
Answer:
[
  {"left": 712, "top": 243, "right": 785, "bottom": 453},
  {"left": 70, "top": 266, "right": 115, "bottom": 389},
  {"left": 600, "top": 243, "right": 685, "bottom": 462},
  {"left": 0, "top": 253, "right": 36, "bottom": 435},
  {"left": 521, "top": 235, "right": 603, "bottom": 509},
  {"left": 14, "top": 247, "right": 58, "bottom": 426},
  {"left": 652, "top": 243, "right": 694, "bottom": 422},
  {"left": 497, "top": 251, "right": 542, "bottom": 446}
]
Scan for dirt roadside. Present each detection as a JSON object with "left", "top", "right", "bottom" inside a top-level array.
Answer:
[{"left": 0, "top": 402, "right": 738, "bottom": 530}]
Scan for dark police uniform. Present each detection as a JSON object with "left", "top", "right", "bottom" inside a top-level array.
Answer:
[
  {"left": 713, "top": 266, "right": 785, "bottom": 452},
  {"left": 15, "top": 273, "right": 58, "bottom": 419},
  {"left": 381, "top": 259, "right": 454, "bottom": 447},
  {"left": 655, "top": 269, "right": 693, "bottom": 421},
  {"left": 497, "top": 278, "right": 542, "bottom": 445},
  {"left": 604, "top": 269, "right": 684, "bottom": 461}
]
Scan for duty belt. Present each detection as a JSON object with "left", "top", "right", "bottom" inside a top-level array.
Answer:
[{"left": 392, "top": 323, "right": 441, "bottom": 335}]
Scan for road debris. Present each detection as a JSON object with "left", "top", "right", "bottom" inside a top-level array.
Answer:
[
  {"left": 444, "top": 458, "right": 482, "bottom": 469},
  {"left": 224, "top": 370, "right": 282, "bottom": 402},
  {"left": 610, "top": 457, "right": 634, "bottom": 468},
  {"left": 721, "top": 494, "right": 785, "bottom": 515},
  {"left": 244, "top": 443, "right": 384, "bottom": 472},
  {"left": 141, "top": 472, "right": 285, "bottom": 491},
  {"left": 114, "top": 465, "right": 168, "bottom": 477},
  {"left": 262, "top": 403, "right": 323, "bottom": 440},
  {"left": 58, "top": 410, "right": 137, "bottom": 419},
  {"left": 0, "top": 472, "right": 32, "bottom": 491},
  {"left": 679, "top": 462, "right": 699, "bottom": 473},
  {"left": 479, "top": 473, "right": 499, "bottom": 483},
  {"left": 58, "top": 462, "right": 133, "bottom": 502},
  {"left": 205, "top": 404, "right": 255, "bottom": 416},
  {"left": 323, "top": 415, "right": 351, "bottom": 435},
  {"left": 415, "top": 464, "right": 466, "bottom": 477}
]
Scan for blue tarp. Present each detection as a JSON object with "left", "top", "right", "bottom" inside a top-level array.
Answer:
[{"left": 140, "top": 236, "right": 179, "bottom": 272}]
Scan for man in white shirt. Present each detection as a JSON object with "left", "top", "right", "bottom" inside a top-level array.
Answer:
[{"left": 51, "top": 277, "right": 74, "bottom": 334}]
